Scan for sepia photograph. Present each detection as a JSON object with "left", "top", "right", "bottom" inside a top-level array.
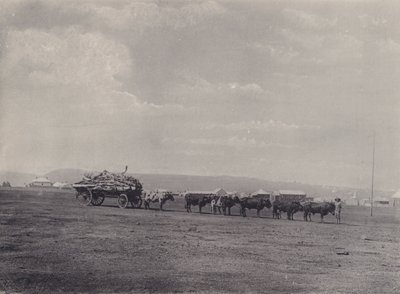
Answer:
[{"left": 0, "top": 0, "right": 399, "bottom": 293}]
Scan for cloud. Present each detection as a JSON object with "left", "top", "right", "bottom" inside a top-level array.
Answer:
[
  {"left": 278, "top": 28, "right": 324, "bottom": 50},
  {"left": 359, "top": 14, "right": 388, "bottom": 29},
  {"left": 162, "top": 136, "right": 296, "bottom": 149},
  {"left": 282, "top": 8, "right": 337, "bottom": 30},
  {"left": 2, "top": 27, "right": 131, "bottom": 90},
  {"left": 203, "top": 120, "right": 321, "bottom": 132},
  {"left": 376, "top": 38, "right": 400, "bottom": 56},
  {"left": 82, "top": 1, "right": 225, "bottom": 32},
  {"left": 248, "top": 41, "right": 300, "bottom": 64},
  {"left": 172, "top": 71, "right": 271, "bottom": 105}
]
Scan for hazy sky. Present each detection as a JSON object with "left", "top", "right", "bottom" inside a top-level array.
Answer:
[{"left": 1, "top": 0, "right": 399, "bottom": 190}]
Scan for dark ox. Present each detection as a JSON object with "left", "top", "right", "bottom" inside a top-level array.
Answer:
[
  {"left": 239, "top": 197, "right": 272, "bottom": 217},
  {"left": 184, "top": 193, "right": 212, "bottom": 213},
  {"left": 272, "top": 200, "right": 303, "bottom": 220},
  {"left": 144, "top": 191, "right": 174, "bottom": 211},
  {"left": 217, "top": 195, "right": 241, "bottom": 216},
  {"left": 303, "top": 201, "right": 335, "bottom": 222}
]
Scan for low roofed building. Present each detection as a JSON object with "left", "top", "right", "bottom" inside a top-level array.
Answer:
[
  {"left": 251, "top": 189, "right": 271, "bottom": 200},
  {"left": 29, "top": 177, "right": 53, "bottom": 187},
  {"left": 272, "top": 190, "right": 307, "bottom": 202}
]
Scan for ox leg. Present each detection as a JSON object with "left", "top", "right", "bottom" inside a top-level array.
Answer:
[
  {"left": 228, "top": 207, "right": 231, "bottom": 216},
  {"left": 242, "top": 208, "right": 247, "bottom": 217},
  {"left": 160, "top": 203, "right": 163, "bottom": 211}
]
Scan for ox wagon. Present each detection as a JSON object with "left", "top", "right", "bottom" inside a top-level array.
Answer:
[
  {"left": 73, "top": 184, "right": 142, "bottom": 208},
  {"left": 72, "top": 168, "right": 143, "bottom": 209}
]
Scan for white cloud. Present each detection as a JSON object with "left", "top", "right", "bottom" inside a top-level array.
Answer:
[
  {"left": 203, "top": 120, "right": 321, "bottom": 131},
  {"left": 278, "top": 28, "right": 324, "bottom": 50},
  {"left": 282, "top": 8, "right": 337, "bottom": 30},
  {"left": 162, "top": 136, "right": 296, "bottom": 149},
  {"left": 359, "top": 14, "right": 388, "bottom": 29},
  {"left": 376, "top": 38, "right": 400, "bottom": 55},
  {"left": 82, "top": 1, "right": 225, "bottom": 32},
  {"left": 249, "top": 42, "right": 300, "bottom": 64},
  {"left": 2, "top": 27, "right": 131, "bottom": 90}
]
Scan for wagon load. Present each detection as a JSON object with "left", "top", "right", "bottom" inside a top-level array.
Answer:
[{"left": 73, "top": 167, "right": 143, "bottom": 209}]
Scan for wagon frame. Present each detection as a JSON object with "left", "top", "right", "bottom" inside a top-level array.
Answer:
[{"left": 73, "top": 184, "right": 142, "bottom": 209}]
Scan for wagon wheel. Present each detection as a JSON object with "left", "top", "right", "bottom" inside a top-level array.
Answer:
[
  {"left": 76, "top": 188, "right": 92, "bottom": 206},
  {"left": 91, "top": 191, "right": 105, "bottom": 206},
  {"left": 117, "top": 194, "right": 129, "bottom": 209},
  {"left": 130, "top": 197, "right": 142, "bottom": 209}
]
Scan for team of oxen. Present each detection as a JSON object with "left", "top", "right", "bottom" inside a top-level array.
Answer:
[{"left": 143, "top": 190, "right": 340, "bottom": 223}]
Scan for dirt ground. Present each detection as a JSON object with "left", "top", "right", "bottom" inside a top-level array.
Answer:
[{"left": 1, "top": 188, "right": 399, "bottom": 293}]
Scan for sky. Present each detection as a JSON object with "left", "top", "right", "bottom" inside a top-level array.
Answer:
[{"left": 0, "top": 0, "right": 399, "bottom": 190}]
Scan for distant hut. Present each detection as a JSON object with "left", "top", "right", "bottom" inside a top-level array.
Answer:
[
  {"left": 183, "top": 188, "right": 228, "bottom": 198},
  {"left": 392, "top": 190, "right": 400, "bottom": 207},
  {"left": 272, "top": 190, "right": 306, "bottom": 202},
  {"left": 251, "top": 189, "right": 271, "bottom": 200},
  {"left": 29, "top": 177, "right": 53, "bottom": 188},
  {"left": 373, "top": 197, "right": 390, "bottom": 207},
  {"left": 213, "top": 188, "right": 228, "bottom": 197},
  {"left": 346, "top": 193, "right": 360, "bottom": 206}
]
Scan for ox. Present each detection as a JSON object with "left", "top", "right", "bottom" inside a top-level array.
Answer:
[
  {"left": 184, "top": 193, "right": 212, "bottom": 213},
  {"left": 144, "top": 191, "right": 174, "bottom": 211},
  {"left": 239, "top": 197, "right": 272, "bottom": 217},
  {"left": 221, "top": 195, "right": 241, "bottom": 216},
  {"left": 303, "top": 201, "right": 335, "bottom": 222},
  {"left": 272, "top": 200, "right": 303, "bottom": 220}
]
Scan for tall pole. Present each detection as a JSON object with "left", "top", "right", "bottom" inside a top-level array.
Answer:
[{"left": 370, "top": 132, "right": 375, "bottom": 217}]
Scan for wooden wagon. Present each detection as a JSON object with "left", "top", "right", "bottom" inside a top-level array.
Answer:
[{"left": 73, "top": 183, "right": 142, "bottom": 208}]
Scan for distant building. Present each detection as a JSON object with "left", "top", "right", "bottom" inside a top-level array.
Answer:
[
  {"left": 361, "top": 197, "right": 390, "bottom": 207},
  {"left": 29, "top": 177, "right": 53, "bottom": 187},
  {"left": 373, "top": 197, "right": 390, "bottom": 207},
  {"left": 272, "top": 190, "right": 306, "bottom": 202},
  {"left": 183, "top": 188, "right": 228, "bottom": 198},
  {"left": 251, "top": 189, "right": 271, "bottom": 200},
  {"left": 346, "top": 194, "right": 360, "bottom": 206},
  {"left": 392, "top": 190, "right": 400, "bottom": 207}
]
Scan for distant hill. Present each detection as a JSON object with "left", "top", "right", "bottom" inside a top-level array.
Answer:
[
  {"left": 1, "top": 168, "right": 392, "bottom": 201},
  {"left": 0, "top": 171, "right": 36, "bottom": 187},
  {"left": 44, "top": 168, "right": 90, "bottom": 184}
]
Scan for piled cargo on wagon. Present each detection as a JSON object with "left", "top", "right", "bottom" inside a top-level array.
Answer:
[{"left": 73, "top": 167, "right": 143, "bottom": 209}]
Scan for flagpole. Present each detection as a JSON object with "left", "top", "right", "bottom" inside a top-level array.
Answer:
[{"left": 370, "top": 132, "right": 375, "bottom": 217}]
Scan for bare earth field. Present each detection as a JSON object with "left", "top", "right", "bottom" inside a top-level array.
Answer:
[{"left": 1, "top": 188, "right": 400, "bottom": 294}]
